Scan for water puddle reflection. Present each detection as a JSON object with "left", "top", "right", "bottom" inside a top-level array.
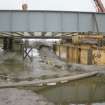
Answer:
[{"left": 35, "top": 76, "right": 105, "bottom": 105}]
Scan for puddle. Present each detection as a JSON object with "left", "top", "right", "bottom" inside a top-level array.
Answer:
[{"left": 34, "top": 76, "right": 105, "bottom": 105}]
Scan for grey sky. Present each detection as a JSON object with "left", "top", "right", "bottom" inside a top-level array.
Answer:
[{"left": 0, "top": 0, "right": 104, "bottom": 11}]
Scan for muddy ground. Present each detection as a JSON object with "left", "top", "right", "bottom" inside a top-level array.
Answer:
[
  {"left": 0, "top": 47, "right": 70, "bottom": 105},
  {"left": 0, "top": 47, "right": 105, "bottom": 105},
  {"left": 0, "top": 88, "right": 54, "bottom": 105}
]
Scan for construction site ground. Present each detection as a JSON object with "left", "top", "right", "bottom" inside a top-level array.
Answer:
[{"left": 0, "top": 47, "right": 105, "bottom": 105}]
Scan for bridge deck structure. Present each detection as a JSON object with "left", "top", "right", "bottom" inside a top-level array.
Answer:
[{"left": 0, "top": 10, "right": 105, "bottom": 33}]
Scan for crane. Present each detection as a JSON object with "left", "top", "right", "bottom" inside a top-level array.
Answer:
[{"left": 94, "top": 0, "right": 105, "bottom": 12}]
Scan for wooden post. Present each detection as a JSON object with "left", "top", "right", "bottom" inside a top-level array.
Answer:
[
  {"left": 87, "top": 48, "right": 93, "bottom": 65},
  {"left": 71, "top": 47, "right": 73, "bottom": 63},
  {"left": 8, "top": 37, "right": 13, "bottom": 51},
  {"left": 78, "top": 48, "right": 81, "bottom": 64},
  {"left": 69, "top": 47, "right": 72, "bottom": 63},
  {"left": 66, "top": 46, "right": 70, "bottom": 62},
  {"left": 59, "top": 45, "right": 61, "bottom": 58},
  {"left": 22, "top": 43, "right": 25, "bottom": 60},
  {"left": 53, "top": 44, "right": 56, "bottom": 53},
  {"left": 20, "top": 40, "right": 24, "bottom": 53},
  {"left": 3, "top": 37, "right": 8, "bottom": 51}
]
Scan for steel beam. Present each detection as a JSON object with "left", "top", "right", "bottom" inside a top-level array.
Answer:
[
  {"left": 21, "top": 36, "right": 62, "bottom": 39},
  {"left": 0, "top": 10, "right": 105, "bottom": 33}
]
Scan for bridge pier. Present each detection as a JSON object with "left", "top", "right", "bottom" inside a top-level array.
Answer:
[{"left": 3, "top": 37, "right": 13, "bottom": 51}]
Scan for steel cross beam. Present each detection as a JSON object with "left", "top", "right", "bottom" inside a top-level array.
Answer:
[{"left": 0, "top": 10, "right": 105, "bottom": 33}]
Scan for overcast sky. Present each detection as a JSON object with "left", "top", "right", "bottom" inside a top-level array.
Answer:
[{"left": 0, "top": 0, "right": 105, "bottom": 12}]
